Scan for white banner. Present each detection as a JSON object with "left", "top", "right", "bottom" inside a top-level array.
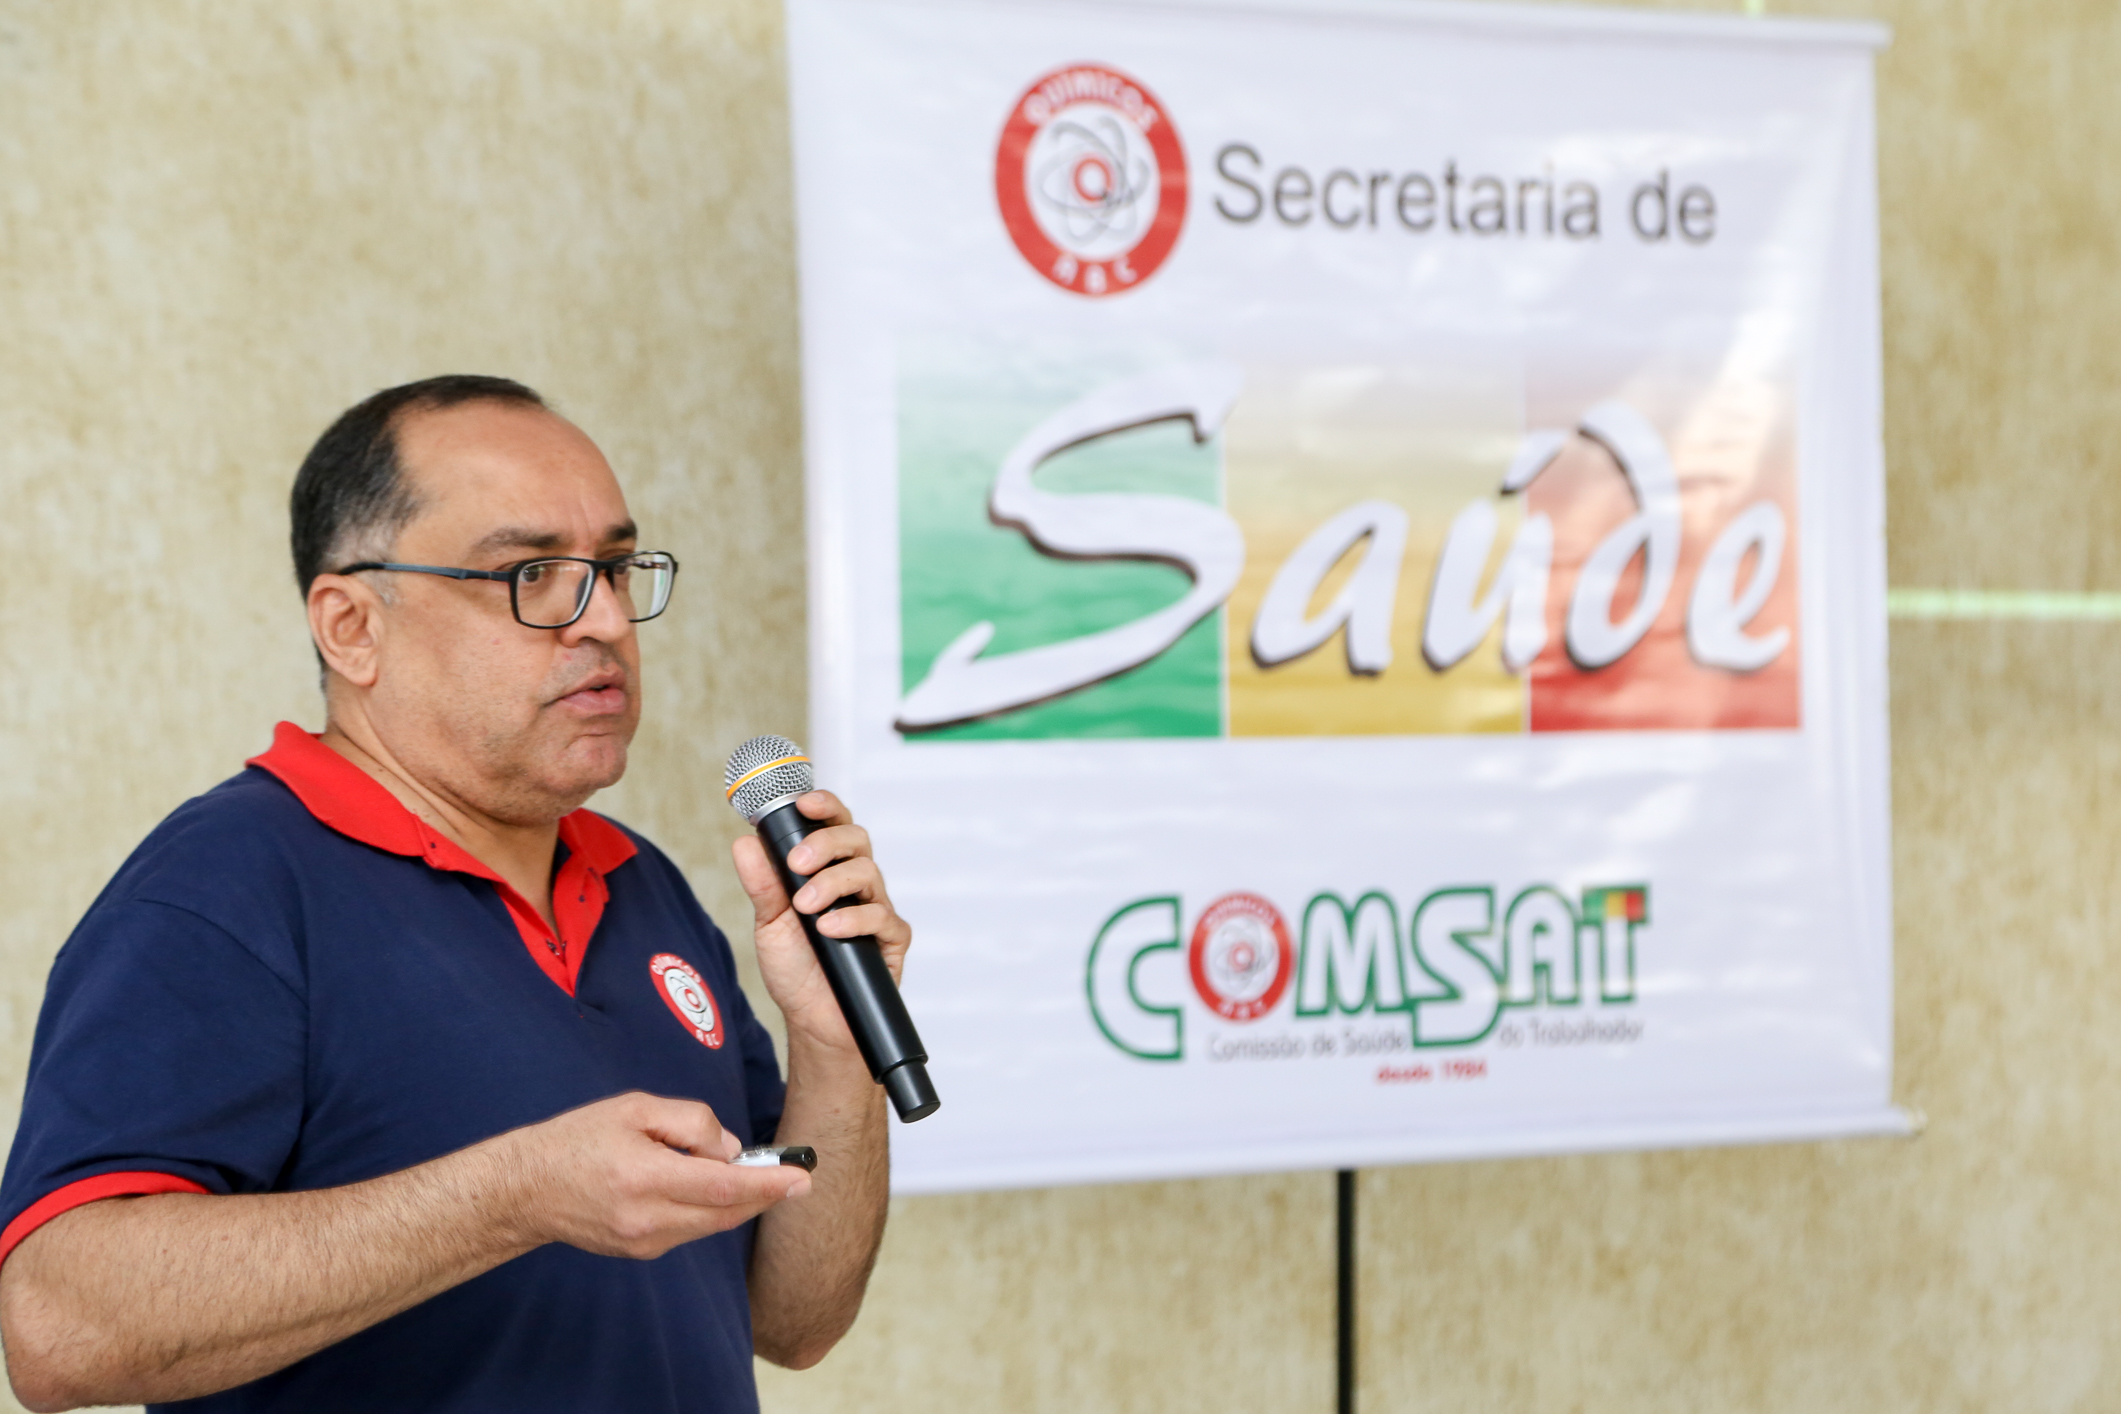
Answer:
[{"left": 786, "top": 0, "right": 1901, "bottom": 1192}]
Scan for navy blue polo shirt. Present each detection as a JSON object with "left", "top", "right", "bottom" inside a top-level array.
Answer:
[{"left": 0, "top": 723, "right": 786, "bottom": 1414}]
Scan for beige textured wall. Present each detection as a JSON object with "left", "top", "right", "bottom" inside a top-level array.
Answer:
[{"left": 0, "top": 1, "right": 2110, "bottom": 1412}]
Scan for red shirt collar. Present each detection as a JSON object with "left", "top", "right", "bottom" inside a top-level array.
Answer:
[{"left": 246, "top": 721, "right": 638, "bottom": 878}]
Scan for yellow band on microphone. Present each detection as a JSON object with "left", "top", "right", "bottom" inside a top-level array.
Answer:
[{"left": 724, "top": 754, "right": 809, "bottom": 801}]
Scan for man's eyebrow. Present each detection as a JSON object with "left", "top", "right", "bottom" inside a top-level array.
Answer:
[
  {"left": 467, "top": 521, "right": 638, "bottom": 559},
  {"left": 468, "top": 527, "right": 567, "bottom": 558}
]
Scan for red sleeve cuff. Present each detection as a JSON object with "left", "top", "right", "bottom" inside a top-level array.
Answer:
[{"left": 0, "top": 1171, "right": 213, "bottom": 1265}]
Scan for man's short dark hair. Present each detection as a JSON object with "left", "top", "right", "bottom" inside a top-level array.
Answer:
[{"left": 290, "top": 374, "right": 547, "bottom": 597}]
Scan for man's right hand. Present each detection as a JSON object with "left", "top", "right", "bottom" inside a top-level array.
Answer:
[
  {"left": 490, "top": 1092, "right": 810, "bottom": 1260},
  {"left": 0, "top": 1092, "right": 804, "bottom": 1411}
]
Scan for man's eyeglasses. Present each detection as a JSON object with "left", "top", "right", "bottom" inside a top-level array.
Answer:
[{"left": 334, "top": 552, "right": 679, "bottom": 630}]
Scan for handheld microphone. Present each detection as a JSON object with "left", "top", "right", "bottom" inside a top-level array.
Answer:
[{"left": 725, "top": 734, "right": 939, "bottom": 1123}]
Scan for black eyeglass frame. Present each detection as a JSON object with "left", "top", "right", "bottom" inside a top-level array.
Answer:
[{"left": 333, "top": 551, "right": 680, "bottom": 630}]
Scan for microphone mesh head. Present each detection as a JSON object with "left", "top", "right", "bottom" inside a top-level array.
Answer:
[{"left": 725, "top": 733, "right": 814, "bottom": 824}]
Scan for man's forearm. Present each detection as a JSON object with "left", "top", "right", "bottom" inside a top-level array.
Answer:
[
  {"left": 747, "top": 1033, "right": 891, "bottom": 1369},
  {"left": 0, "top": 1143, "right": 533, "bottom": 1410},
  {"left": 0, "top": 1092, "right": 805, "bottom": 1411}
]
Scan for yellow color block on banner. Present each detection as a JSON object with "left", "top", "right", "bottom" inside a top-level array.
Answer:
[{"left": 1223, "top": 358, "right": 1528, "bottom": 737}]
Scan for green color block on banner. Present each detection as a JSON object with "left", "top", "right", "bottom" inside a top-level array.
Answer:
[{"left": 897, "top": 349, "right": 1224, "bottom": 741}]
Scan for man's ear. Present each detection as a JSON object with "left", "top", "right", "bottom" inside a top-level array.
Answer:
[{"left": 307, "top": 575, "right": 385, "bottom": 688}]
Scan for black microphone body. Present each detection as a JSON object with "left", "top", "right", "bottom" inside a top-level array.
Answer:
[{"left": 755, "top": 800, "right": 939, "bottom": 1122}]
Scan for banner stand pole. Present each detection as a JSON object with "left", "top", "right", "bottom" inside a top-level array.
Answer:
[{"left": 1336, "top": 1169, "right": 1356, "bottom": 1414}]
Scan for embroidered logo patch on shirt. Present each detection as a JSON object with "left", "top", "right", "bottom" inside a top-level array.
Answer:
[{"left": 649, "top": 954, "right": 724, "bottom": 1049}]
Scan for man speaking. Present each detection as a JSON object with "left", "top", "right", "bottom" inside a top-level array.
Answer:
[{"left": 0, "top": 376, "right": 905, "bottom": 1411}]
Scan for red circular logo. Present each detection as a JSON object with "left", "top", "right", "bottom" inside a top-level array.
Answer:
[
  {"left": 994, "top": 64, "right": 1188, "bottom": 297},
  {"left": 1188, "top": 893, "right": 1293, "bottom": 1022},
  {"left": 650, "top": 953, "right": 724, "bottom": 1049}
]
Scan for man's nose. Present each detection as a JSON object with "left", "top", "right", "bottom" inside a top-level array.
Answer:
[{"left": 560, "top": 568, "right": 634, "bottom": 645}]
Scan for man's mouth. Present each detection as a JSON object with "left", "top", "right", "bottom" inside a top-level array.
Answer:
[{"left": 553, "top": 669, "right": 628, "bottom": 715}]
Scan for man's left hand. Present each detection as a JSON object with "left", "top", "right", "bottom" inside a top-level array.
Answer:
[{"left": 731, "top": 791, "right": 912, "bottom": 1055}]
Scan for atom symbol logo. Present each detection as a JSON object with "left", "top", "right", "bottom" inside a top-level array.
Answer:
[
  {"left": 995, "top": 64, "right": 1188, "bottom": 297},
  {"left": 1189, "top": 893, "right": 1294, "bottom": 1023},
  {"left": 649, "top": 953, "right": 725, "bottom": 1049},
  {"left": 1033, "top": 115, "right": 1153, "bottom": 250}
]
